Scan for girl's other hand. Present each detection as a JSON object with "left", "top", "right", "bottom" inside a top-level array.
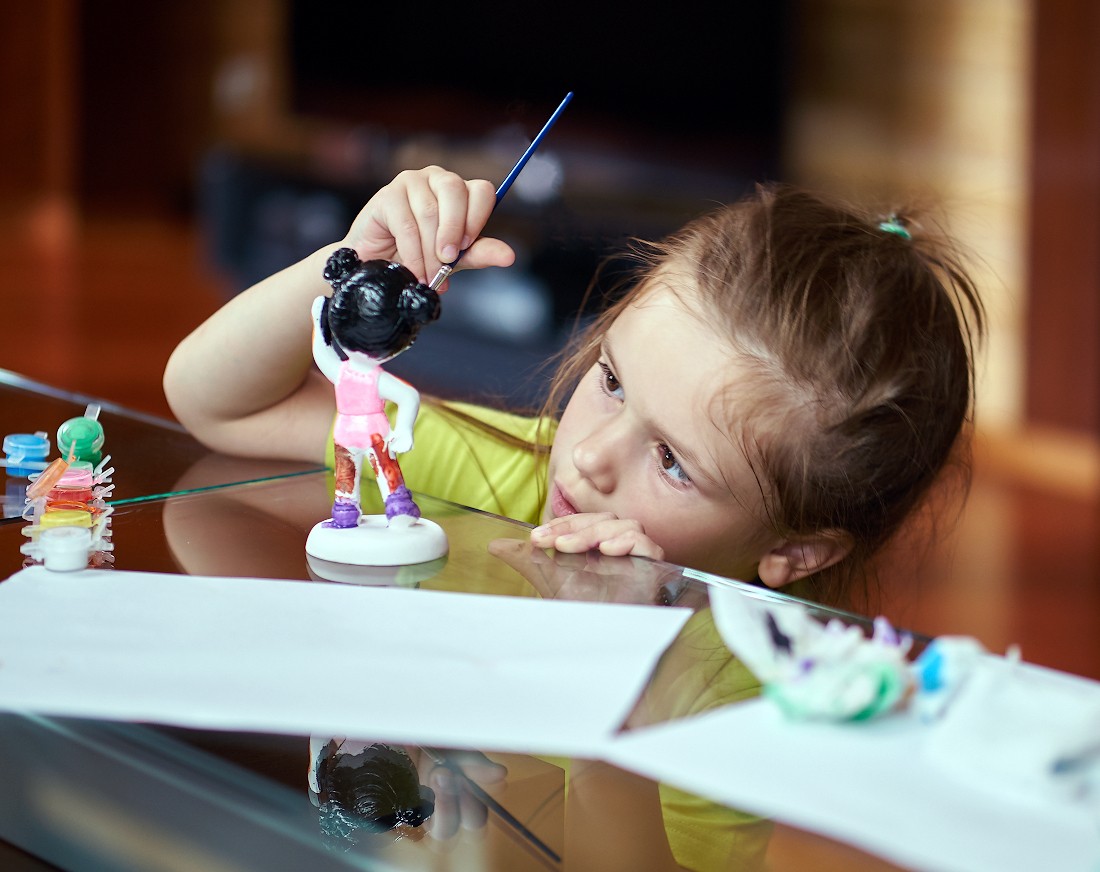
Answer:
[
  {"left": 529, "top": 513, "right": 666, "bottom": 562},
  {"left": 345, "top": 166, "right": 516, "bottom": 288}
]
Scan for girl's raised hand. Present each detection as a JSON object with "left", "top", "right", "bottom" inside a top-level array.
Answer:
[
  {"left": 529, "top": 513, "right": 667, "bottom": 562},
  {"left": 344, "top": 166, "right": 516, "bottom": 288}
]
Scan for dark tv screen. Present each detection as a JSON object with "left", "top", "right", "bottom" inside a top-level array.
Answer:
[{"left": 287, "top": 3, "right": 792, "bottom": 173}]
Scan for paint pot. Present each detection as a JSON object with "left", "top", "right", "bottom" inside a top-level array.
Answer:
[
  {"left": 38, "top": 508, "right": 95, "bottom": 530},
  {"left": 39, "top": 526, "right": 92, "bottom": 572},
  {"left": 47, "top": 463, "right": 96, "bottom": 504},
  {"left": 3, "top": 479, "right": 27, "bottom": 519},
  {"left": 57, "top": 415, "right": 105, "bottom": 464},
  {"left": 2, "top": 432, "right": 50, "bottom": 477}
]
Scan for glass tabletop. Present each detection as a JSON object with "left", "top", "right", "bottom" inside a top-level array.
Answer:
[
  {"left": 0, "top": 475, "right": 915, "bottom": 871},
  {"left": 0, "top": 376, "right": 913, "bottom": 871},
  {"left": 0, "top": 368, "right": 326, "bottom": 521}
]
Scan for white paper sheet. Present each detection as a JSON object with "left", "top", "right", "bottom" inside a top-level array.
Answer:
[
  {"left": 604, "top": 660, "right": 1100, "bottom": 872},
  {"left": 0, "top": 567, "right": 690, "bottom": 757}
]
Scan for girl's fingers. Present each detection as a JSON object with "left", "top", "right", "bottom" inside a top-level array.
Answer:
[
  {"left": 459, "top": 178, "right": 498, "bottom": 254},
  {"left": 347, "top": 167, "right": 447, "bottom": 282},
  {"left": 548, "top": 523, "right": 617, "bottom": 554},
  {"left": 458, "top": 783, "right": 489, "bottom": 832},
  {"left": 596, "top": 530, "right": 665, "bottom": 561},
  {"left": 345, "top": 168, "right": 516, "bottom": 287},
  {"left": 351, "top": 189, "right": 412, "bottom": 267},
  {"left": 428, "top": 766, "right": 460, "bottom": 840},
  {"left": 457, "top": 237, "right": 517, "bottom": 273},
  {"left": 426, "top": 175, "right": 514, "bottom": 285},
  {"left": 530, "top": 513, "right": 616, "bottom": 545},
  {"left": 398, "top": 167, "right": 493, "bottom": 284},
  {"left": 427, "top": 169, "right": 474, "bottom": 265},
  {"left": 530, "top": 514, "right": 665, "bottom": 562},
  {"left": 393, "top": 170, "right": 441, "bottom": 283}
]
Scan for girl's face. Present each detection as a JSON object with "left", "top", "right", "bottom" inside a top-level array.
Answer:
[{"left": 545, "top": 281, "right": 781, "bottom": 582}]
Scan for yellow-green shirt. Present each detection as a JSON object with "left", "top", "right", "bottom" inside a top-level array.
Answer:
[{"left": 325, "top": 399, "right": 552, "bottom": 523}]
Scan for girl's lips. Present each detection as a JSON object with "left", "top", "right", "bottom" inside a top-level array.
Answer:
[{"left": 550, "top": 484, "right": 578, "bottom": 519}]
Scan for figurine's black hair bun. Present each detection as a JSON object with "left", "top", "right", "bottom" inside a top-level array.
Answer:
[
  {"left": 323, "top": 247, "right": 362, "bottom": 285},
  {"left": 398, "top": 283, "right": 441, "bottom": 326}
]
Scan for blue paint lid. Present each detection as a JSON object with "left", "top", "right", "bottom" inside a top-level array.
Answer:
[{"left": 3, "top": 432, "right": 51, "bottom": 477}]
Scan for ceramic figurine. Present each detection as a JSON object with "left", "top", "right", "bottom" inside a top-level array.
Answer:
[{"left": 305, "top": 249, "right": 448, "bottom": 567}]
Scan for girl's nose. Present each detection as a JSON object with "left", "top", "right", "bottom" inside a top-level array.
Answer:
[{"left": 572, "top": 421, "right": 625, "bottom": 494}]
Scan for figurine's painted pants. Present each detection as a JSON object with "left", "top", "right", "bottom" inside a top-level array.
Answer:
[{"left": 334, "top": 433, "right": 407, "bottom": 507}]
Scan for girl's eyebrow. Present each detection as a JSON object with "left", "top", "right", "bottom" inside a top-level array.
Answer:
[{"left": 601, "top": 335, "right": 723, "bottom": 490}]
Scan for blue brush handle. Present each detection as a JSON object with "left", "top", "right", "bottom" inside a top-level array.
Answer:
[
  {"left": 429, "top": 91, "right": 573, "bottom": 290},
  {"left": 494, "top": 90, "right": 573, "bottom": 204}
]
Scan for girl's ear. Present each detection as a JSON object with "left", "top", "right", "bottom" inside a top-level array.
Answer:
[{"left": 756, "top": 532, "right": 854, "bottom": 589}]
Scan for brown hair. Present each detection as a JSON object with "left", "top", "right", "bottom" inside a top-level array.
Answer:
[{"left": 538, "top": 184, "right": 985, "bottom": 606}]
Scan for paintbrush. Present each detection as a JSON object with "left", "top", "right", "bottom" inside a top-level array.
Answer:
[{"left": 429, "top": 91, "right": 574, "bottom": 291}]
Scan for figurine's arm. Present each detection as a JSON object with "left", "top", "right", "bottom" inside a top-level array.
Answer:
[{"left": 377, "top": 371, "right": 420, "bottom": 455}]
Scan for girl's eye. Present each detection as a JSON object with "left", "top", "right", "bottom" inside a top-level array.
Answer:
[
  {"left": 658, "top": 443, "right": 691, "bottom": 484},
  {"left": 597, "top": 361, "right": 623, "bottom": 399}
]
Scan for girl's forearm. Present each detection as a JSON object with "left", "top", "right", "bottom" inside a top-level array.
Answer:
[{"left": 164, "top": 245, "right": 335, "bottom": 446}]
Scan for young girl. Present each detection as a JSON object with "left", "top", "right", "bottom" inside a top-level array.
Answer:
[
  {"left": 164, "top": 165, "right": 984, "bottom": 608},
  {"left": 164, "top": 165, "right": 983, "bottom": 868}
]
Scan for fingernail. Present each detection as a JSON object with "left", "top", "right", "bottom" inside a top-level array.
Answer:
[
  {"left": 461, "top": 235, "right": 473, "bottom": 249},
  {"left": 440, "top": 244, "right": 458, "bottom": 262},
  {"left": 531, "top": 525, "right": 548, "bottom": 537}
]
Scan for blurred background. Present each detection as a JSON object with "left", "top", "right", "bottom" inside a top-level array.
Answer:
[{"left": 0, "top": 2, "right": 1097, "bottom": 677}]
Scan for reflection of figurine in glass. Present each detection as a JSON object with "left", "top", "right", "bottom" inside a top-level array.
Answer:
[
  {"left": 309, "top": 738, "right": 435, "bottom": 850},
  {"left": 305, "top": 248, "right": 449, "bottom": 567},
  {"left": 307, "top": 736, "right": 510, "bottom": 852}
]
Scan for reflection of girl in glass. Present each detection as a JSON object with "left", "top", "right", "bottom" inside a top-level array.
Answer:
[{"left": 311, "top": 249, "right": 440, "bottom": 529}]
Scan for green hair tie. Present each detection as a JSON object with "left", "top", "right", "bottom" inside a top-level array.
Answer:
[{"left": 878, "top": 218, "right": 911, "bottom": 240}]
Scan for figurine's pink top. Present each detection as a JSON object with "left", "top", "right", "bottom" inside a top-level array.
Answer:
[{"left": 333, "top": 361, "right": 390, "bottom": 449}]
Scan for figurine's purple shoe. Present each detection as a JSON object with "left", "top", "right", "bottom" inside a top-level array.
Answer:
[
  {"left": 328, "top": 498, "right": 360, "bottom": 528},
  {"left": 384, "top": 486, "right": 421, "bottom": 525}
]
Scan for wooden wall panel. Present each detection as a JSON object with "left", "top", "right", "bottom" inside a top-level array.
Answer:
[
  {"left": 76, "top": 2, "right": 219, "bottom": 213},
  {"left": 0, "top": 1, "right": 75, "bottom": 208},
  {"left": 1026, "top": 0, "right": 1100, "bottom": 435}
]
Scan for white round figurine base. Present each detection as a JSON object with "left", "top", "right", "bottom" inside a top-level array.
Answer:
[
  {"left": 305, "top": 552, "right": 447, "bottom": 586},
  {"left": 305, "top": 514, "right": 448, "bottom": 567}
]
